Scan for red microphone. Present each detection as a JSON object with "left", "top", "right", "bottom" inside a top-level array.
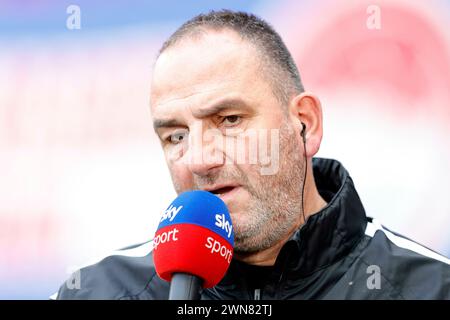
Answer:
[{"left": 153, "top": 190, "right": 234, "bottom": 299}]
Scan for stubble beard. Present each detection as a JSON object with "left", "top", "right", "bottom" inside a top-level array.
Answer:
[
  {"left": 177, "top": 122, "right": 305, "bottom": 253},
  {"left": 232, "top": 122, "right": 305, "bottom": 253}
]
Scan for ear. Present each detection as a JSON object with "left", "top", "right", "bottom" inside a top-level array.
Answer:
[{"left": 288, "top": 92, "right": 323, "bottom": 158}]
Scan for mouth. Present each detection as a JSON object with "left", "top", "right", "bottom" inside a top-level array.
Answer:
[
  {"left": 204, "top": 184, "right": 240, "bottom": 198},
  {"left": 209, "top": 186, "right": 236, "bottom": 195}
]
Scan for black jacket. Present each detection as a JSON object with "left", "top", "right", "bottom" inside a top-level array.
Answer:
[{"left": 54, "top": 158, "right": 450, "bottom": 299}]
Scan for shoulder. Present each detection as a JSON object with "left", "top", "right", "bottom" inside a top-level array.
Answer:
[
  {"left": 360, "top": 218, "right": 450, "bottom": 299},
  {"left": 52, "top": 241, "right": 169, "bottom": 300}
]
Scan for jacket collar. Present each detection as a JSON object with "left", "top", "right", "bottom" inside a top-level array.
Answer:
[
  {"left": 214, "top": 158, "right": 368, "bottom": 288},
  {"left": 281, "top": 157, "right": 368, "bottom": 276}
]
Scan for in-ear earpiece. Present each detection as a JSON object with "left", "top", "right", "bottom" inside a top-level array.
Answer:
[
  {"left": 301, "top": 122, "right": 306, "bottom": 143},
  {"left": 300, "top": 121, "right": 307, "bottom": 224}
]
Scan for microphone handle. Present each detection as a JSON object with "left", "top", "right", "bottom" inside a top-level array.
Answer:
[{"left": 169, "top": 273, "right": 202, "bottom": 300}]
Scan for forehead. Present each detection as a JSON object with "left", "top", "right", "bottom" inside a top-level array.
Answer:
[{"left": 150, "top": 30, "right": 270, "bottom": 114}]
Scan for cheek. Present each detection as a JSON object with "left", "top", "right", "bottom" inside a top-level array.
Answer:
[
  {"left": 233, "top": 163, "right": 261, "bottom": 192},
  {"left": 168, "top": 163, "right": 193, "bottom": 193}
]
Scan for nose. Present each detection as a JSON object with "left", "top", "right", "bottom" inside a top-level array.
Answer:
[{"left": 184, "top": 127, "right": 224, "bottom": 176}]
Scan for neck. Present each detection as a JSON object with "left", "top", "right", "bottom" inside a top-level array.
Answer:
[{"left": 234, "top": 161, "right": 327, "bottom": 266}]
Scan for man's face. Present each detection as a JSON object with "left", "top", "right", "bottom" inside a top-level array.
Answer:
[{"left": 151, "top": 30, "right": 304, "bottom": 253}]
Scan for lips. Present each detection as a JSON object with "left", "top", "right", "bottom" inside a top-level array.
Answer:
[
  {"left": 209, "top": 186, "right": 235, "bottom": 195},
  {"left": 203, "top": 184, "right": 240, "bottom": 197}
]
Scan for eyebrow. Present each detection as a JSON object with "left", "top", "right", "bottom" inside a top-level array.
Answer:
[
  {"left": 152, "top": 97, "right": 251, "bottom": 130},
  {"left": 193, "top": 98, "right": 251, "bottom": 118},
  {"left": 153, "top": 118, "right": 184, "bottom": 130}
]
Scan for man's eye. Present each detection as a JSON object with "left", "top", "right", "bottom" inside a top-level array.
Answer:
[
  {"left": 167, "top": 131, "right": 187, "bottom": 144},
  {"left": 222, "top": 115, "right": 241, "bottom": 126}
]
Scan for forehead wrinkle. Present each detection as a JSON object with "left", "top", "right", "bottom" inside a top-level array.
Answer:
[
  {"left": 152, "top": 82, "right": 234, "bottom": 112},
  {"left": 151, "top": 33, "right": 259, "bottom": 108}
]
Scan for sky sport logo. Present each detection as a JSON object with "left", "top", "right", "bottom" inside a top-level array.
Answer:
[
  {"left": 215, "top": 213, "right": 233, "bottom": 239},
  {"left": 153, "top": 227, "right": 179, "bottom": 250},
  {"left": 203, "top": 213, "right": 234, "bottom": 263},
  {"left": 205, "top": 236, "right": 233, "bottom": 263},
  {"left": 160, "top": 204, "right": 183, "bottom": 223},
  {"left": 153, "top": 213, "right": 233, "bottom": 262}
]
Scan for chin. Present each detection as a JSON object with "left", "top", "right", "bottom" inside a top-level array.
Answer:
[{"left": 229, "top": 213, "right": 253, "bottom": 236}]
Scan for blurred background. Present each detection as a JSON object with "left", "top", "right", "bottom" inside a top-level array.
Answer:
[{"left": 0, "top": 0, "right": 449, "bottom": 299}]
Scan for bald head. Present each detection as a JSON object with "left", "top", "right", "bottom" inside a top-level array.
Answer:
[
  {"left": 151, "top": 29, "right": 269, "bottom": 109},
  {"left": 155, "top": 10, "right": 304, "bottom": 106}
]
